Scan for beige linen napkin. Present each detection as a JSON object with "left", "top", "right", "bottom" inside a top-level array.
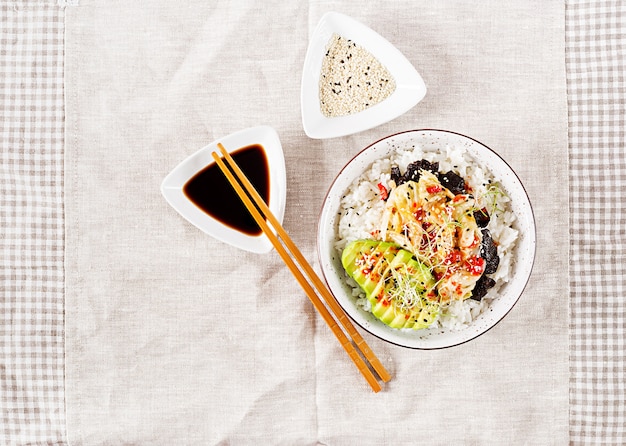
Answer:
[{"left": 65, "top": 0, "right": 567, "bottom": 444}]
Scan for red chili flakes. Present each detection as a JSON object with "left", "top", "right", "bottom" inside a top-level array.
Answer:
[
  {"left": 465, "top": 255, "right": 485, "bottom": 275},
  {"left": 444, "top": 249, "right": 462, "bottom": 265},
  {"left": 454, "top": 283, "right": 463, "bottom": 295},
  {"left": 413, "top": 207, "right": 424, "bottom": 221},
  {"left": 376, "top": 182, "right": 388, "bottom": 200}
]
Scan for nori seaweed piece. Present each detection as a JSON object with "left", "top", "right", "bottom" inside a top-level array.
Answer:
[
  {"left": 400, "top": 160, "right": 439, "bottom": 184},
  {"left": 480, "top": 228, "right": 499, "bottom": 274},
  {"left": 437, "top": 170, "right": 466, "bottom": 195},
  {"left": 390, "top": 165, "right": 402, "bottom": 184},
  {"left": 471, "top": 275, "right": 496, "bottom": 301},
  {"left": 473, "top": 207, "right": 490, "bottom": 228}
]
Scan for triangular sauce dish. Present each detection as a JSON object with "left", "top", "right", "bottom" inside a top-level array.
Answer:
[
  {"left": 161, "top": 126, "right": 286, "bottom": 254},
  {"left": 301, "top": 12, "right": 427, "bottom": 139}
]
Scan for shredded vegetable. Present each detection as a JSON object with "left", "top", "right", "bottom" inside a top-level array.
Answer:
[{"left": 378, "top": 169, "right": 485, "bottom": 303}]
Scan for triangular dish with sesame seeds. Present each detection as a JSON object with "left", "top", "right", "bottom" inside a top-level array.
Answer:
[{"left": 301, "top": 12, "right": 426, "bottom": 139}]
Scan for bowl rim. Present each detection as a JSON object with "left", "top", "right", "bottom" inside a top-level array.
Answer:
[{"left": 316, "top": 128, "right": 537, "bottom": 349}]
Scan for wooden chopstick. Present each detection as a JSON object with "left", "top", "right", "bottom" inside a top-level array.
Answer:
[
  {"left": 212, "top": 147, "right": 391, "bottom": 383},
  {"left": 212, "top": 143, "right": 391, "bottom": 391},
  {"left": 215, "top": 143, "right": 391, "bottom": 383}
]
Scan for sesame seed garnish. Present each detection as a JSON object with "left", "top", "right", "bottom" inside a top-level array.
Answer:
[{"left": 319, "top": 33, "right": 396, "bottom": 117}]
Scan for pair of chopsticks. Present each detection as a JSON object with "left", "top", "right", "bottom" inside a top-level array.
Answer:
[{"left": 211, "top": 143, "right": 391, "bottom": 392}]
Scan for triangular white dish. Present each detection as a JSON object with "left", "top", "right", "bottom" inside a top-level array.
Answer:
[
  {"left": 301, "top": 12, "right": 427, "bottom": 139},
  {"left": 161, "top": 126, "right": 286, "bottom": 254}
]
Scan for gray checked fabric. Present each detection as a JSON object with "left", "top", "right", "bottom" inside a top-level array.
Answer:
[
  {"left": 567, "top": 1, "right": 626, "bottom": 444},
  {"left": 0, "top": 3, "right": 66, "bottom": 445}
]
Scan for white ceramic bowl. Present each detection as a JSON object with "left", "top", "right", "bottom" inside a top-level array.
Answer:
[
  {"left": 301, "top": 12, "right": 426, "bottom": 139},
  {"left": 317, "top": 129, "right": 536, "bottom": 349},
  {"left": 161, "top": 126, "right": 286, "bottom": 254}
]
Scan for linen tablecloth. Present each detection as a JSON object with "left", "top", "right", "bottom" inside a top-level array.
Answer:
[
  {"left": 65, "top": 0, "right": 567, "bottom": 443},
  {"left": 0, "top": 1, "right": 624, "bottom": 445}
]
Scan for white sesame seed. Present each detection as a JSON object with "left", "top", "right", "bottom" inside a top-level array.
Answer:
[{"left": 319, "top": 33, "right": 396, "bottom": 117}]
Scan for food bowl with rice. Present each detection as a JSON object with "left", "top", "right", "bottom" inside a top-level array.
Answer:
[{"left": 317, "top": 129, "right": 536, "bottom": 349}]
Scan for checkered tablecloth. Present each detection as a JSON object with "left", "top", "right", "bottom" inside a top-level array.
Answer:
[
  {"left": 567, "top": 1, "right": 626, "bottom": 443},
  {"left": 0, "top": 3, "right": 66, "bottom": 445},
  {"left": 0, "top": 1, "right": 624, "bottom": 444}
]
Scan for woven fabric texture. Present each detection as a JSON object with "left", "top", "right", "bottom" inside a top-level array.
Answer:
[
  {"left": 567, "top": 1, "right": 626, "bottom": 444},
  {"left": 1, "top": 1, "right": 626, "bottom": 444},
  {"left": 0, "top": 3, "right": 66, "bottom": 445}
]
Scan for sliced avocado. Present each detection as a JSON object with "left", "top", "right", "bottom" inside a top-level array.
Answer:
[{"left": 341, "top": 240, "right": 438, "bottom": 330}]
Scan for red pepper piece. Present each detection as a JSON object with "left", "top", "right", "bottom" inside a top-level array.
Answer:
[
  {"left": 377, "top": 182, "right": 388, "bottom": 200},
  {"left": 464, "top": 255, "right": 485, "bottom": 275}
]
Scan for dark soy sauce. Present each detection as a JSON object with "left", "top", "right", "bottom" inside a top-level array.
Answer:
[{"left": 183, "top": 144, "right": 269, "bottom": 236}]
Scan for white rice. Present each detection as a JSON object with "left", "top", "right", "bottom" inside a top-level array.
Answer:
[{"left": 334, "top": 144, "right": 519, "bottom": 331}]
